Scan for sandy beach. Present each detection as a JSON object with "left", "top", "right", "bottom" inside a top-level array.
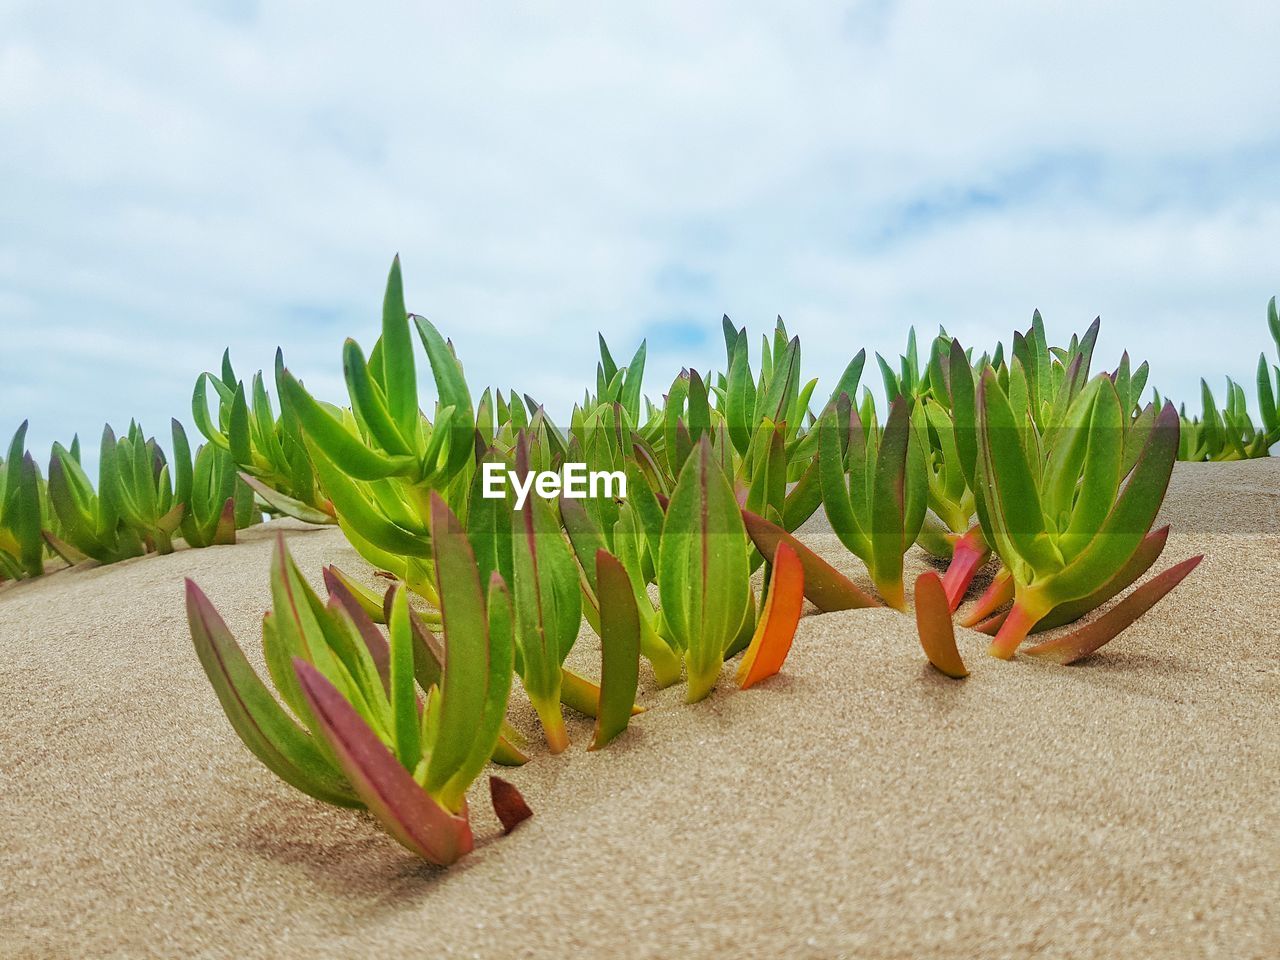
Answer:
[{"left": 2, "top": 459, "right": 1277, "bottom": 959}]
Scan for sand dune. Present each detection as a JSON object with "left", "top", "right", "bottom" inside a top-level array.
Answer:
[{"left": 2, "top": 460, "right": 1277, "bottom": 959}]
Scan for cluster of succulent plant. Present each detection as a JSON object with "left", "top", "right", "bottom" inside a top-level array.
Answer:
[
  {"left": 0, "top": 339, "right": 383, "bottom": 584},
  {"left": 178, "top": 261, "right": 1229, "bottom": 863},
  {"left": 903, "top": 317, "right": 1204, "bottom": 673},
  {"left": 1167, "top": 296, "right": 1280, "bottom": 461},
  {"left": 173, "top": 262, "right": 846, "bottom": 861},
  {"left": 0, "top": 422, "right": 45, "bottom": 580},
  {"left": 7, "top": 254, "right": 1273, "bottom": 864},
  {"left": 192, "top": 349, "right": 336, "bottom": 524},
  {"left": 0, "top": 416, "right": 267, "bottom": 584},
  {"left": 186, "top": 495, "right": 531, "bottom": 863},
  {"left": 17, "top": 353, "right": 320, "bottom": 580}
]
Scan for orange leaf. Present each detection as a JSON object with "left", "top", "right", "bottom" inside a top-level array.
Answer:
[
  {"left": 914, "top": 571, "right": 968, "bottom": 678},
  {"left": 736, "top": 541, "right": 805, "bottom": 689}
]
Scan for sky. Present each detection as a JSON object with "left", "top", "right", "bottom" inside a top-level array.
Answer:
[{"left": 3, "top": 1, "right": 1280, "bottom": 472}]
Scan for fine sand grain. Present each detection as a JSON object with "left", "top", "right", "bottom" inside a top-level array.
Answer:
[{"left": 2, "top": 461, "right": 1278, "bottom": 959}]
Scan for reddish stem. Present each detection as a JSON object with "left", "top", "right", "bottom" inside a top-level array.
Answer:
[
  {"left": 987, "top": 601, "right": 1043, "bottom": 659},
  {"left": 958, "top": 568, "right": 1013, "bottom": 628},
  {"left": 940, "top": 526, "right": 990, "bottom": 612}
]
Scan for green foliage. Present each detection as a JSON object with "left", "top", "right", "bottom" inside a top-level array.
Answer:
[
  {"left": 0, "top": 422, "right": 45, "bottom": 580},
  {"left": 590, "top": 548, "right": 642, "bottom": 750},
  {"left": 46, "top": 426, "right": 147, "bottom": 564},
  {"left": 1165, "top": 297, "right": 1279, "bottom": 461},
  {"left": 278, "top": 255, "right": 477, "bottom": 595},
  {"left": 818, "top": 394, "right": 928, "bottom": 610},
  {"left": 171, "top": 420, "right": 255, "bottom": 548},
  {"left": 16, "top": 255, "right": 1264, "bottom": 866},
  {"left": 508, "top": 438, "right": 583, "bottom": 751},
  {"left": 113, "top": 422, "right": 185, "bottom": 555},
  {"left": 658, "top": 435, "right": 752, "bottom": 702},
  {"left": 974, "top": 370, "right": 1184, "bottom": 657},
  {"left": 186, "top": 497, "right": 516, "bottom": 865},
  {"left": 192, "top": 348, "right": 334, "bottom": 523}
]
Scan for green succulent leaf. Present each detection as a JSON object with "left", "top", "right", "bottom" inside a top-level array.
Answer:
[
  {"left": 658, "top": 435, "right": 750, "bottom": 703},
  {"left": 185, "top": 580, "right": 359, "bottom": 808},
  {"left": 423, "top": 493, "right": 491, "bottom": 800},
  {"left": 590, "top": 549, "right": 641, "bottom": 750}
]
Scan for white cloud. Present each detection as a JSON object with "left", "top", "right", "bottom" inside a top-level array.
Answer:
[{"left": 2, "top": 0, "right": 1278, "bottom": 468}]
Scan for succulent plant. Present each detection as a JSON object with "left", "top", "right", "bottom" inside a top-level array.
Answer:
[
  {"left": 279, "top": 256, "right": 476, "bottom": 597},
  {"left": 1176, "top": 377, "right": 1270, "bottom": 461},
  {"left": 0, "top": 422, "right": 45, "bottom": 580},
  {"left": 594, "top": 334, "right": 648, "bottom": 426},
  {"left": 171, "top": 420, "right": 257, "bottom": 548},
  {"left": 940, "top": 314, "right": 1117, "bottom": 610},
  {"left": 45, "top": 426, "right": 147, "bottom": 564},
  {"left": 973, "top": 368, "right": 1199, "bottom": 658},
  {"left": 192, "top": 349, "right": 335, "bottom": 524},
  {"left": 5, "top": 244, "right": 1261, "bottom": 830},
  {"left": 876, "top": 326, "right": 930, "bottom": 405},
  {"left": 818, "top": 394, "right": 928, "bottom": 610},
  {"left": 113, "top": 422, "right": 185, "bottom": 555},
  {"left": 1155, "top": 297, "right": 1279, "bottom": 461},
  {"left": 185, "top": 493, "right": 521, "bottom": 864}
]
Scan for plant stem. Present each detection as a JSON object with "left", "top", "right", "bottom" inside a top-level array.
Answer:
[
  {"left": 987, "top": 600, "right": 1045, "bottom": 659},
  {"left": 532, "top": 696, "right": 569, "bottom": 754},
  {"left": 684, "top": 659, "right": 720, "bottom": 703},
  {"left": 876, "top": 574, "right": 907, "bottom": 612},
  {"left": 958, "top": 568, "right": 1013, "bottom": 627},
  {"left": 940, "top": 526, "right": 989, "bottom": 611},
  {"left": 640, "top": 619, "right": 683, "bottom": 688}
]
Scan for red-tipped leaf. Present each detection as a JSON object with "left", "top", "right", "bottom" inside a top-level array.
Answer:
[
  {"left": 324, "top": 564, "right": 388, "bottom": 624},
  {"left": 324, "top": 569, "right": 391, "bottom": 692},
  {"left": 940, "top": 525, "right": 989, "bottom": 612},
  {"left": 958, "top": 567, "right": 1013, "bottom": 628},
  {"left": 1023, "top": 555, "right": 1203, "bottom": 664},
  {"left": 213, "top": 496, "right": 237, "bottom": 545},
  {"left": 293, "top": 658, "right": 473, "bottom": 864},
  {"left": 1032, "top": 526, "right": 1170, "bottom": 633},
  {"left": 185, "top": 580, "right": 359, "bottom": 807}
]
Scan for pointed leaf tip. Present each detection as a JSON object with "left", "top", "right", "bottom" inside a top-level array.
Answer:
[{"left": 489, "top": 775, "right": 532, "bottom": 834}]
